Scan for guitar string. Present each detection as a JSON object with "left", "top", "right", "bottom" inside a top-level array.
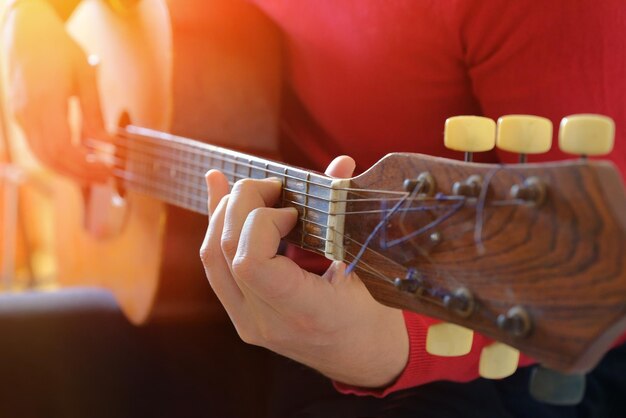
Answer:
[
  {"left": 113, "top": 156, "right": 461, "bottom": 300},
  {"left": 93, "top": 140, "right": 514, "bottom": 317},
  {"left": 95, "top": 139, "right": 428, "bottom": 210},
  {"left": 113, "top": 168, "right": 403, "bottom": 288},
  {"left": 115, "top": 160, "right": 517, "bottom": 311},
  {"left": 111, "top": 166, "right": 481, "bottom": 218},
  {"left": 91, "top": 132, "right": 532, "bottom": 307},
  {"left": 110, "top": 132, "right": 409, "bottom": 195},
  {"left": 89, "top": 140, "right": 528, "bottom": 212},
  {"left": 91, "top": 139, "right": 418, "bottom": 207},
  {"left": 111, "top": 160, "right": 525, "bottom": 218},
  {"left": 111, "top": 131, "right": 532, "bottom": 205}
]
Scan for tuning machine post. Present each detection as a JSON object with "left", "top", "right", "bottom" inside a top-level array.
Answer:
[
  {"left": 497, "top": 305, "right": 532, "bottom": 338},
  {"left": 393, "top": 268, "right": 423, "bottom": 294},
  {"left": 510, "top": 176, "right": 547, "bottom": 206},
  {"left": 403, "top": 172, "right": 436, "bottom": 196},
  {"left": 452, "top": 174, "right": 483, "bottom": 198}
]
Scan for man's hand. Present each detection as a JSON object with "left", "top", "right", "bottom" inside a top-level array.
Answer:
[
  {"left": 3, "top": 0, "right": 110, "bottom": 183},
  {"left": 200, "top": 155, "right": 409, "bottom": 388}
]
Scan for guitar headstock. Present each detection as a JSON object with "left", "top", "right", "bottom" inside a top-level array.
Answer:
[{"left": 341, "top": 114, "right": 625, "bottom": 378}]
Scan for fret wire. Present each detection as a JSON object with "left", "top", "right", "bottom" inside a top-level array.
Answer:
[
  {"left": 281, "top": 167, "right": 287, "bottom": 207},
  {"left": 114, "top": 169, "right": 335, "bottom": 238},
  {"left": 109, "top": 157, "right": 334, "bottom": 206},
  {"left": 112, "top": 153, "right": 499, "bottom": 217},
  {"left": 103, "top": 144, "right": 415, "bottom": 203},
  {"left": 112, "top": 168, "right": 337, "bottom": 217},
  {"left": 111, "top": 137, "right": 337, "bottom": 194},
  {"left": 301, "top": 172, "right": 310, "bottom": 249},
  {"left": 109, "top": 136, "right": 328, "bottom": 201},
  {"left": 105, "top": 135, "right": 520, "bottom": 214},
  {"left": 117, "top": 132, "right": 325, "bottom": 185},
  {"left": 118, "top": 165, "right": 400, "bottom": 287},
  {"left": 109, "top": 132, "right": 447, "bottom": 289},
  {"left": 114, "top": 169, "right": 208, "bottom": 212},
  {"left": 114, "top": 131, "right": 342, "bottom": 191},
  {"left": 113, "top": 157, "right": 486, "bottom": 216},
  {"left": 104, "top": 132, "right": 409, "bottom": 196},
  {"left": 108, "top": 134, "right": 408, "bottom": 196}
]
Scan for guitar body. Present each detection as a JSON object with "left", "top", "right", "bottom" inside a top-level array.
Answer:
[
  {"left": 58, "top": 0, "right": 172, "bottom": 324},
  {"left": 3, "top": 0, "right": 215, "bottom": 324}
]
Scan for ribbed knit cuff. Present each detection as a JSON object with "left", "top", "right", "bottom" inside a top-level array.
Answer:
[{"left": 334, "top": 311, "right": 539, "bottom": 397}]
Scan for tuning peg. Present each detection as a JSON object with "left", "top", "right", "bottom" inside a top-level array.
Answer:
[
  {"left": 426, "top": 323, "right": 474, "bottom": 357},
  {"left": 444, "top": 116, "right": 496, "bottom": 162},
  {"left": 529, "top": 366, "right": 586, "bottom": 405},
  {"left": 478, "top": 342, "right": 519, "bottom": 379},
  {"left": 559, "top": 114, "right": 615, "bottom": 157},
  {"left": 496, "top": 115, "right": 553, "bottom": 163}
]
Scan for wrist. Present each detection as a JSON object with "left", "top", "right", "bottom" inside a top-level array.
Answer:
[{"left": 321, "top": 306, "right": 409, "bottom": 389}]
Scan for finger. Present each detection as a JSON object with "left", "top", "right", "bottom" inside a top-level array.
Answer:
[
  {"left": 23, "top": 96, "right": 111, "bottom": 184},
  {"left": 74, "top": 49, "right": 107, "bottom": 141},
  {"left": 220, "top": 178, "right": 283, "bottom": 263},
  {"left": 233, "top": 206, "right": 306, "bottom": 300},
  {"left": 325, "top": 155, "right": 356, "bottom": 178},
  {"left": 205, "top": 169, "right": 230, "bottom": 217},
  {"left": 200, "top": 194, "right": 245, "bottom": 311}
]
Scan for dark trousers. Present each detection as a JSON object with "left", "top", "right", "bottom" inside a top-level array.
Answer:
[
  {"left": 1, "top": 289, "right": 625, "bottom": 418},
  {"left": 270, "top": 344, "right": 626, "bottom": 418}
]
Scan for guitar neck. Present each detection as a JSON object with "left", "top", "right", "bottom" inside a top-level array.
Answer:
[{"left": 113, "top": 125, "right": 344, "bottom": 259}]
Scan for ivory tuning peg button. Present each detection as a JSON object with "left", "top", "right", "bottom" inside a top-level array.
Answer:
[
  {"left": 559, "top": 114, "right": 615, "bottom": 157},
  {"left": 496, "top": 115, "right": 553, "bottom": 163},
  {"left": 478, "top": 342, "right": 520, "bottom": 379},
  {"left": 426, "top": 323, "right": 474, "bottom": 357},
  {"left": 444, "top": 116, "right": 496, "bottom": 162}
]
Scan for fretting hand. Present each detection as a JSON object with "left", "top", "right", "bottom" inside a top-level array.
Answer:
[
  {"left": 3, "top": 0, "right": 110, "bottom": 183},
  {"left": 200, "top": 155, "right": 409, "bottom": 388}
]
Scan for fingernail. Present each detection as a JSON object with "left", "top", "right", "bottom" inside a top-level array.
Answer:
[
  {"left": 266, "top": 177, "right": 283, "bottom": 184},
  {"left": 280, "top": 207, "right": 299, "bottom": 216}
]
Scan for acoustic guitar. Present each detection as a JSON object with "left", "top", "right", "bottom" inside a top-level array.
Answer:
[{"left": 3, "top": 0, "right": 625, "bottom": 406}]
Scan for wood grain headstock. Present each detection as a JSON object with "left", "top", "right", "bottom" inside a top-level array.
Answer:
[{"left": 341, "top": 132, "right": 625, "bottom": 376}]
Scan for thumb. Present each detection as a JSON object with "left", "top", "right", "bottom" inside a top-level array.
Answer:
[
  {"left": 74, "top": 50, "right": 108, "bottom": 141},
  {"left": 325, "top": 155, "right": 356, "bottom": 179}
]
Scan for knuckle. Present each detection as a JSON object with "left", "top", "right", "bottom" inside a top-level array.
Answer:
[
  {"left": 231, "top": 255, "right": 257, "bottom": 280},
  {"left": 247, "top": 207, "right": 271, "bottom": 225},
  {"left": 198, "top": 243, "right": 212, "bottom": 263},
  {"left": 220, "top": 232, "right": 239, "bottom": 259},
  {"left": 231, "top": 178, "right": 256, "bottom": 195}
]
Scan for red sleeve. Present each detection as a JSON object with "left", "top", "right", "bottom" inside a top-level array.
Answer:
[
  {"left": 335, "top": 312, "right": 626, "bottom": 397},
  {"left": 337, "top": 0, "right": 626, "bottom": 397},
  {"left": 335, "top": 312, "right": 534, "bottom": 397}
]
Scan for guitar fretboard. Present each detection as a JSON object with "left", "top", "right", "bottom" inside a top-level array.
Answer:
[{"left": 112, "top": 126, "right": 336, "bottom": 257}]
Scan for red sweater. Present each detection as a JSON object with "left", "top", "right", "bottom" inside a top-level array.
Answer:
[{"left": 248, "top": 0, "right": 626, "bottom": 394}]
